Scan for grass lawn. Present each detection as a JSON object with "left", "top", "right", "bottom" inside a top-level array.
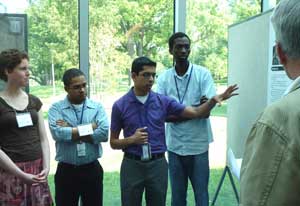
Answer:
[
  {"left": 29, "top": 84, "right": 65, "bottom": 99},
  {"left": 211, "top": 103, "right": 227, "bottom": 117},
  {"left": 47, "top": 168, "right": 239, "bottom": 206}
]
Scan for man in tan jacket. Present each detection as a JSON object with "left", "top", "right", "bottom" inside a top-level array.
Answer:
[{"left": 240, "top": 0, "right": 300, "bottom": 205}]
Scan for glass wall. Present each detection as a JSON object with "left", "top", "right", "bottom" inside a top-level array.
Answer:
[
  {"left": 0, "top": 0, "right": 79, "bottom": 99},
  {"left": 27, "top": 0, "right": 79, "bottom": 99},
  {"left": 88, "top": 0, "right": 173, "bottom": 101},
  {"left": 186, "top": 0, "right": 260, "bottom": 81}
]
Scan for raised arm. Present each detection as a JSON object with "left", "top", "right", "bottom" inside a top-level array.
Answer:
[
  {"left": 166, "top": 96, "right": 209, "bottom": 122},
  {"left": 181, "top": 84, "right": 238, "bottom": 119}
]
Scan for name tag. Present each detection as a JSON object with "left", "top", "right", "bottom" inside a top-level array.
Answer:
[
  {"left": 141, "top": 143, "right": 152, "bottom": 161},
  {"left": 77, "top": 123, "right": 94, "bottom": 136},
  {"left": 16, "top": 112, "right": 33, "bottom": 128},
  {"left": 77, "top": 143, "right": 86, "bottom": 156}
]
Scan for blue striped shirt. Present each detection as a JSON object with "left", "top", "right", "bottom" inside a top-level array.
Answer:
[{"left": 48, "top": 97, "right": 109, "bottom": 165}]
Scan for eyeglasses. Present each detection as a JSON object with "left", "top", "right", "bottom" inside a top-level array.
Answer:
[
  {"left": 140, "top": 72, "right": 157, "bottom": 79},
  {"left": 69, "top": 83, "right": 87, "bottom": 90}
]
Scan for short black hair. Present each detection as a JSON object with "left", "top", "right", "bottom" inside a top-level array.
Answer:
[
  {"left": 131, "top": 56, "right": 156, "bottom": 75},
  {"left": 0, "top": 49, "right": 29, "bottom": 82},
  {"left": 62, "top": 68, "right": 85, "bottom": 86},
  {"left": 168, "top": 32, "right": 191, "bottom": 50}
]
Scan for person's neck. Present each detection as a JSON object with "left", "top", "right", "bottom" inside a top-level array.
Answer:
[
  {"left": 133, "top": 87, "right": 148, "bottom": 96},
  {"left": 2, "top": 84, "right": 24, "bottom": 97},
  {"left": 285, "top": 59, "right": 300, "bottom": 80},
  {"left": 68, "top": 96, "right": 85, "bottom": 105},
  {"left": 175, "top": 61, "right": 189, "bottom": 76}
]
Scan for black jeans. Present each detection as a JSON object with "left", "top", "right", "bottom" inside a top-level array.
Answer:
[{"left": 55, "top": 161, "right": 103, "bottom": 206}]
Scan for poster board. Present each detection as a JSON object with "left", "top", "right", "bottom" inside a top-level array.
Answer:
[{"left": 227, "top": 10, "right": 291, "bottom": 160}]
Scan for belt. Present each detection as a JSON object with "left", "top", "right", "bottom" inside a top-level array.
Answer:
[
  {"left": 124, "top": 152, "right": 164, "bottom": 161},
  {"left": 58, "top": 161, "right": 98, "bottom": 169}
]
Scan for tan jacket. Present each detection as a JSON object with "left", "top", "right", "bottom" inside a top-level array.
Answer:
[{"left": 240, "top": 86, "right": 300, "bottom": 206}]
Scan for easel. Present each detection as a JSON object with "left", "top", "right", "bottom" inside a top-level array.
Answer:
[{"left": 211, "top": 165, "right": 239, "bottom": 206}]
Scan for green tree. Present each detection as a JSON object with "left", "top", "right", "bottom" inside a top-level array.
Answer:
[
  {"left": 88, "top": 0, "right": 173, "bottom": 92},
  {"left": 114, "top": 0, "right": 173, "bottom": 84},
  {"left": 27, "top": 0, "right": 173, "bottom": 90},
  {"left": 229, "top": 0, "right": 261, "bottom": 23},
  {"left": 27, "top": 0, "right": 78, "bottom": 85},
  {"left": 186, "top": 0, "right": 260, "bottom": 80},
  {"left": 26, "top": 0, "right": 261, "bottom": 89},
  {"left": 186, "top": 0, "right": 232, "bottom": 80}
]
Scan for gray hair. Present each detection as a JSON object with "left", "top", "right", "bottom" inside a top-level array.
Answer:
[{"left": 271, "top": 0, "right": 300, "bottom": 59}]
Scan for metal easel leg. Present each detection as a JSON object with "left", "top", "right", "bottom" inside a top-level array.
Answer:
[
  {"left": 227, "top": 166, "right": 239, "bottom": 203},
  {"left": 210, "top": 166, "right": 239, "bottom": 206}
]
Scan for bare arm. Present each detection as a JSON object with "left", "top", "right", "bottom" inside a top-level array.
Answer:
[
  {"left": 181, "top": 84, "right": 238, "bottom": 119},
  {"left": 0, "top": 149, "right": 45, "bottom": 184},
  {"left": 166, "top": 96, "right": 209, "bottom": 122},
  {"left": 165, "top": 115, "right": 190, "bottom": 122},
  {"left": 37, "top": 109, "right": 51, "bottom": 179},
  {"left": 110, "top": 127, "right": 148, "bottom": 150}
]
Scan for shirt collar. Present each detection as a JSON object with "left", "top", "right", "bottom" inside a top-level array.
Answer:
[
  {"left": 128, "top": 87, "right": 152, "bottom": 104},
  {"left": 61, "top": 96, "right": 96, "bottom": 109},
  {"left": 173, "top": 62, "right": 193, "bottom": 79},
  {"left": 283, "top": 76, "right": 300, "bottom": 95}
]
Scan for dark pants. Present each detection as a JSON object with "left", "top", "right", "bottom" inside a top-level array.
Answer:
[
  {"left": 120, "top": 155, "right": 168, "bottom": 206},
  {"left": 168, "top": 151, "right": 209, "bottom": 206},
  {"left": 55, "top": 161, "right": 103, "bottom": 206}
]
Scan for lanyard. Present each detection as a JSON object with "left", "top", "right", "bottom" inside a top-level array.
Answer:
[
  {"left": 174, "top": 65, "right": 193, "bottom": 104},
  {"left": 71, "top": 100, "right": 86, "bottom": 125}
]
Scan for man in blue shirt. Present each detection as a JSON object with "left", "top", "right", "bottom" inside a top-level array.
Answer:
[
  {"left": 48, "top": 68, "right": 109, "bottom": 206},
  {"left": 156, "top": 32, "right": 215, "bottom": 206},
  {"left": 110, "top": 56, "right": 237, "bottom": 206}
]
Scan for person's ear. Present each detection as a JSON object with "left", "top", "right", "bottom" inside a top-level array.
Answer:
[
  {"left": 276, "top": 43, "right": 287, "bottom": 66},
  {"left": 131, "top": 72, "right": 137, "bottom": 80},
  {"left": 64, "top": 86, "right": 68, "bottom": 92}
]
